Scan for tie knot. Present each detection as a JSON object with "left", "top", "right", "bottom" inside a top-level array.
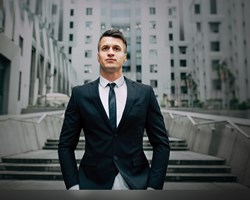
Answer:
[{"left": 108, "top": 83, "right": 116, "bottom": 90}]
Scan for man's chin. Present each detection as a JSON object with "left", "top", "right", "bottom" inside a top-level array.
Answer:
[{"left": 103, "top": 66, "right": 119, "bottom": 73}]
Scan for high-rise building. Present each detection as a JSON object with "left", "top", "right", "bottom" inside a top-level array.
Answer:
[
  {"left": 190, "top": 0, "right": 250, "bottom": 109},
  {"left": 0, "top": 0, "right": 77, "bottom": 114},
  {"left": 69, "top": 0, "right": 193, "bottom": 106}
]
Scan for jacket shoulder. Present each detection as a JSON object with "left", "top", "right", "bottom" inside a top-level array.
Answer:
[{"left": 126, "top": 78, "right": 152, "bottom": 91}]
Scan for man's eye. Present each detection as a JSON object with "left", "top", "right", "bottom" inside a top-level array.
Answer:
[
  {"left": 114, "top": 47, "right": 121, "bottom": 51},
  {"left": 102, "top": 47, "right": 109, "bottom": 51}
]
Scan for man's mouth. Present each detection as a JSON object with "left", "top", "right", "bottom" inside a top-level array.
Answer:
[{"left": 106, "top": 59, "right": 116, "bottom": 62}]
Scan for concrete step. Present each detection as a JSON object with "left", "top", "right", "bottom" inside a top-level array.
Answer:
[
  {"left": 43, "top": 137, "right": 189, "bottom": 151},
  {"left": 0, "top": 163, "right": 231, "bottom": 174},
  {"left": 42, "top": 145, "right": 189, "bottom": 151},
  {"left": 0, "top": 149, "right": 237, "bottom": 182},
  {"left": 166, "top": 173, "right": 237, "bottom": 182},
  {"left": 0, "top": 171, "right": 237, "bottom": 182},
  {"left": 1, "top": 156, "right": 225, "bottom": 165},
  {"left": 0, "top": 171, "right": 62, "bottom": 180}
]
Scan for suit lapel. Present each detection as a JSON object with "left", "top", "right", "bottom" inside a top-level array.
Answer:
[
  {"left": 88, "top": 77, "right": 137, "bottom": 132},
  {"left": 88, "top": 78, "right": 112, "bottom": 129},
  {"left": 117, "top": 77, "right": 137, "bottom": 130}
]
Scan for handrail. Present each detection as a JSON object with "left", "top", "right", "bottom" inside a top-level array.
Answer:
[
  {"left": 0, "top": 111, "right": 65, "bottom": 124},
  {"left": 162, "top": 109, "right": 250, "bottom": 139},
  {"left": 227, "top": 120, "right": 250, "bottom": 139}
]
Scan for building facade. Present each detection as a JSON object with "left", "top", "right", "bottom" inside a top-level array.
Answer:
[
  {"left": 0, "top": 0, "right": 77, "bottom": 115},
  {"left": 68, "top": 0, "right": 194, "bottom": 106},
  {"left": 1, "top": 0, "right": 248, "bottom": 115},
  {"left": 190, "top": 0, "right": 250, "bottom": 109}
]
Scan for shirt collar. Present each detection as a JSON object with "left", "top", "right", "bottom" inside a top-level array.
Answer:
[{"left": 99, "top": 75, "right": 125, "bottom": 88}]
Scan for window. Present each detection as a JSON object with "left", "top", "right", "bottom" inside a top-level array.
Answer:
[
  {"left": 136, "top": 51, "right": 141, "bottom": 59},
  {"left": 85, "top": 21, "right": 93, "bottom": 30},
  {"left": 149, "top": 49, "right": 157, "bottom": 58},
  {"left": 149, "top": 21, "right": 156, "bottom": 29},
  {"left": 209, "top": 22, "right": 220, "bottom": 33},
  {"left": 18, "top": 71, "right": 22, "bottom": 101},
  {"left": 52, "top": 4, "right": 57, "bottom": 15},
  {"left": 168, "top": 7, "right": 176, "bottom": 17},
  {"left": 210, "top": 0, "right": 217, "bottom": 14},
  {"left": 171, "top": 73, "right": 175, "bottom": 80},
  {"left": 149, "top": 7, "right": 156, "bottom": 15},
  {"left": 84, "top": 65, "right": 92, "bottom": 73},
  {"left": 136, "top": 65, "right": 141, "bottom": 72},
  {"left": 194, "top": 4, "right": 200, "bottom": 14},
  {"left": 180, "top": 73, "right": 186, "bottom": 80},
  {"left": 70, "top": 21, "right": 74, "bottom": 29},
  {"left": 149, "top": 35, "right": 157, "bottom": 44},
  {"left": 126, "top": 52, "right": 130, "bottom": 60},
  {"left": 212, "top": 79, "right": 221, "bottom": 90},
  {"left": 179, "top": 46, "right": 187, "bottom": 54},
  {"left": 169, "top": 21, "right": 173, "bottom": 28},
  {"left": 171, "top": 59, "right": 174, "bottom": 67},
  {"left": 169, "top": 33, "right": 173, "bottom": 41},
  {"left": 150, "top": 80, "right": 158, "bottom": 88},
  {"left": 123, "top": 65, "right": 131, "bottom": 72},
  {"left": 210, "top": 41, "right": 220, "bottom": 51},
  {"left": 196, "top": 22, "right": 201, "bottom": 32},
  {"left": 170, "top": 46, "right": 174, "bottom": 54},
  {"left": 85, "top": 35, "right": 92, "bottom": 44},
  {"left": 150, "top": 64, "right": 158, "bottom": 73},
  {"left": 19, "top": 36, "right": 24, "bottom": 56},
  {"left": 70, "top": 9, "right": 74, "bottom": 16},
  {"left": 211, "top": 60, "right": 220, "bottom": 70},
  {"left": 136, "top": 36, "right": 141, "bottom": 44},
  {"left": 171, "top": 86, "right": 175, "bottom": 94},
  {"left": 181, "top": 86, "right": 188, "bottom": 94},
  {"left": 85, "top": 50, "right": 92, "bottom": 58},
  {"left": 69, "top": 34, "right": 73, "bottom": 41},
  {"left": 86, "top": 8, "right": 93, "bottom": 15},
  {"left": 180, "top": 60, "right": 187, "bottom": 67},
  {"left": 68, "top": 47, "right": 72, "bottom": 54}
]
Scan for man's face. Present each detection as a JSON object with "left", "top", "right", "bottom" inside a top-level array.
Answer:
[{"left": 98, "top": 37, "right": 127, "bottom": 74}]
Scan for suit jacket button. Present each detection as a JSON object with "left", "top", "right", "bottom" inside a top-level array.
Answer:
[{"left": 113, "top": 156, "right": 118, "bottom": 160}]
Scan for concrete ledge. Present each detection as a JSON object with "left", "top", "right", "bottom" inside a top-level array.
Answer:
[
  {"left": 0, "top": 111, "right": 64, "bottom": 158},
  {"left": 162, "top": 109, "right": 250, "bottom": 188}
]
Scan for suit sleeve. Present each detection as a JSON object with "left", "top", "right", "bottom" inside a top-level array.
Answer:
[
  {"left": 145, "top": 87, "right": 170, "bottom": 189},
  {"left": 58, "top": 87, "right": 82, "bottom": 189}
]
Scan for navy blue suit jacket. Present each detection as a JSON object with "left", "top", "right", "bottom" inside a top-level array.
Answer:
[{"left": 58, "top": 77, "right": 170, "bottom": 189}]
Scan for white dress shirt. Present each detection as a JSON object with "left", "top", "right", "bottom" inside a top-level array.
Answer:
[{"left": 99, "top": 75, "right": 129, "bottom": 190}]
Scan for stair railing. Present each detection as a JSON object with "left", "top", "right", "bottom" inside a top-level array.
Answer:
[
  {"left": 0, "top": 111, "right": 65, "bottom": 124},
  {"left": 162, "top": 109, "right": 250, "bottom": 139}
]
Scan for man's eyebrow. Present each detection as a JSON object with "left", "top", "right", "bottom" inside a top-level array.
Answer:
[{"left": 101, "top": 44, "right": 122, "bottom": 48}]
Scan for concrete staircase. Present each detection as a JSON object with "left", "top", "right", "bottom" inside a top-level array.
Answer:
[
  {"left": 43, "top": 137, "right": 189, "bottom": 151},
  {"left": 0, "top": 137, "right": 237, "bottom": 183}
]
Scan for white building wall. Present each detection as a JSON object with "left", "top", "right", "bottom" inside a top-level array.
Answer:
[
  {"left": 0, "top": 0, "right": 76, "bottom": 114},
  {"left": 71, "top": 0, "right": 101, "bottom": 85},
  {"left": 140, "top": 0, "right": 170, "bottom": 101},
  {"left": 190, "top": 0, "right": 250, "bottom": 108}
]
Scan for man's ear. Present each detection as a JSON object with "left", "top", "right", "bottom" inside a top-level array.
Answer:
[
  {"left": 97, "top": 53, "right": 100, "bottom": 62},
  {"left": 123, "top": 54, "right": 127, "bottom": 63}
]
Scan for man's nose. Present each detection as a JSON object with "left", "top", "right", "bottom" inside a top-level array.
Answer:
[{"left": 107, "top": 48, "right": 115, "bottom": 55}]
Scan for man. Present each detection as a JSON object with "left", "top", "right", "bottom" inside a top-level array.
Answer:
[{"left": 58, "top": 29, "right": 170, "bottom": 190}]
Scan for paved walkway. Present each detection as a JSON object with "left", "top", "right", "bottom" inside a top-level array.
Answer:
[{"left": 0, "top": 180, "right": 248, "bottom": 190}]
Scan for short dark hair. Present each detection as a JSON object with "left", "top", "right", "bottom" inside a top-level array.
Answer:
[{"left": 98, "top": 29, "right": 127, "bottom": 52}]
